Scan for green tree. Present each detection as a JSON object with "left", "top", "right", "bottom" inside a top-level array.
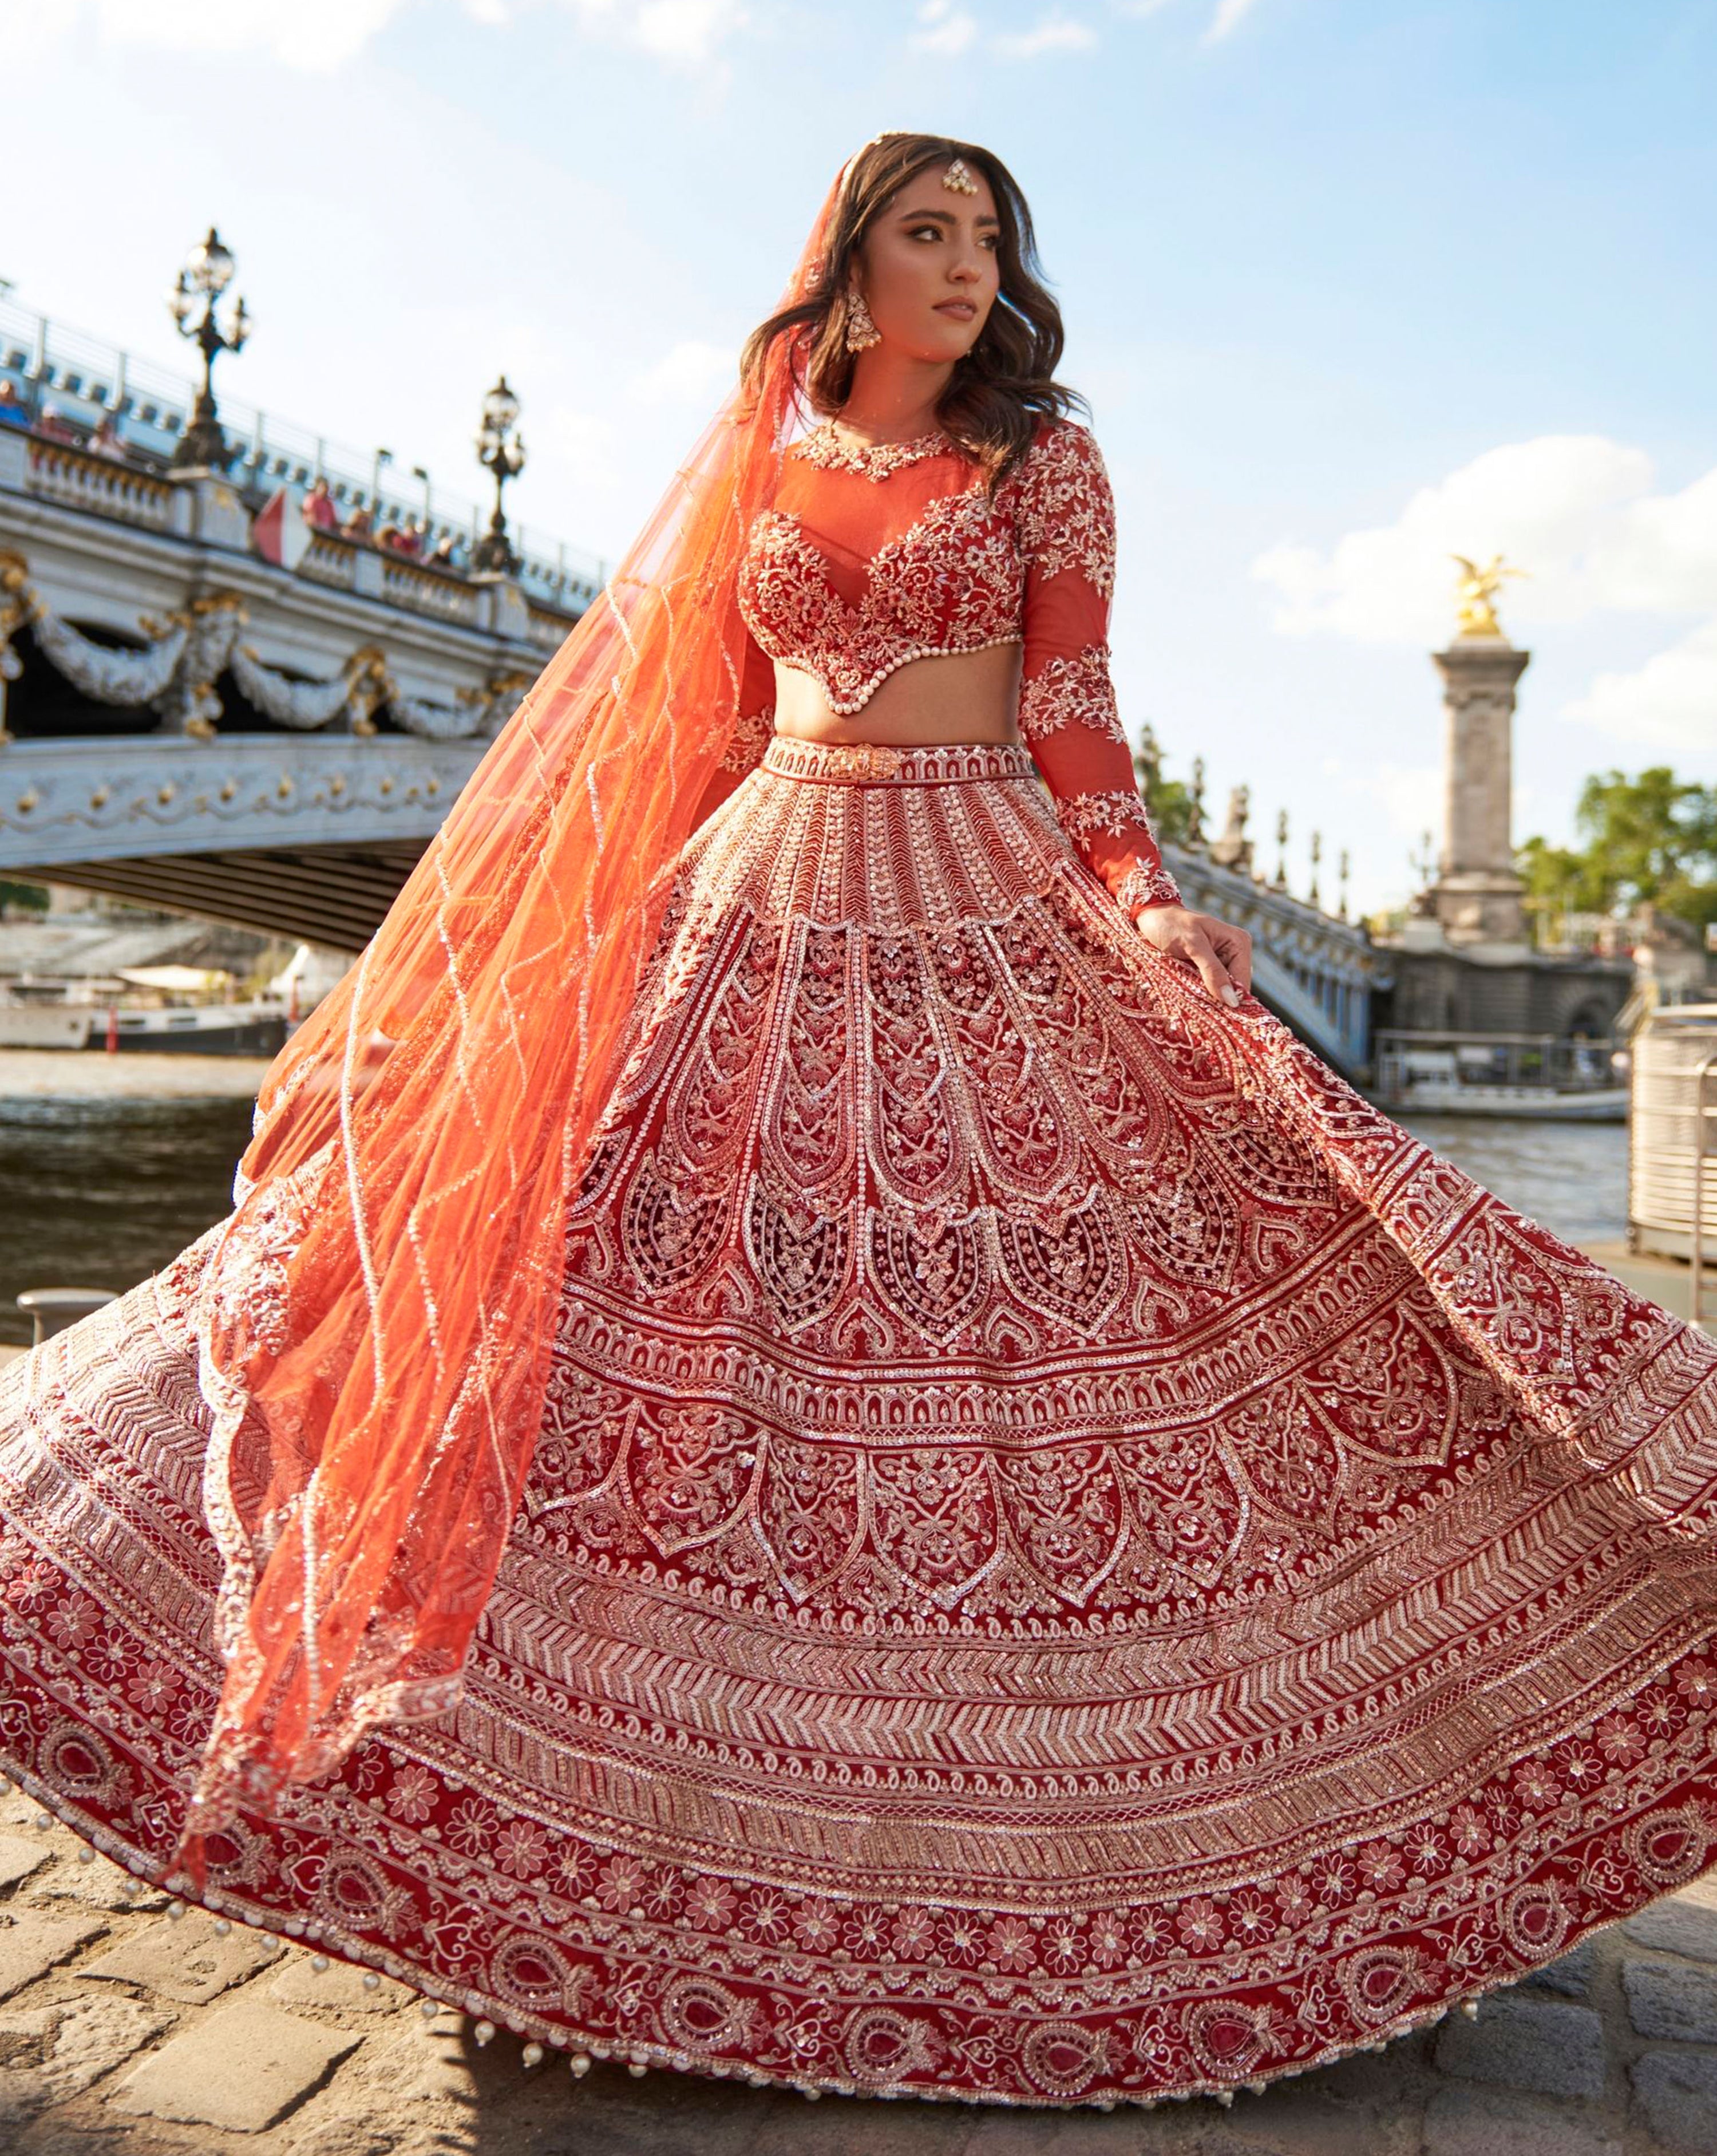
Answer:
[
  {"left": 0, "top": 880, "right": 49, "bottom": 921},
  {"left": 1517, "top": 767, "right": 1717, "bottom": 939},
  {"left": 1133, "top": 725, "right": 1197, "bottom": 845}
]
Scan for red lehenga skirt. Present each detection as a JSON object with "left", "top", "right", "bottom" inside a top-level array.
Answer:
[{"left": 3, "top": 735, "right": 1717, "bottom": 2111}]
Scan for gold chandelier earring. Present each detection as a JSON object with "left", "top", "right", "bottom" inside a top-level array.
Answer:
[{"left": 844, "top": 286, "right": 882, "bottom": 353}]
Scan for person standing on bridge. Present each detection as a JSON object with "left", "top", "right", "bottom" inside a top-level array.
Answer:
[{"left": 2, "top": 133, "right": 1717, "bottom": 2115}]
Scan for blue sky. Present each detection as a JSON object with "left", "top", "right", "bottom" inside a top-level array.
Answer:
[{"left": 4, "top": 0, "right": 1713, "bottom": 915}]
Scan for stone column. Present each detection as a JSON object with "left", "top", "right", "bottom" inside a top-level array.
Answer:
[{"left": 1429, "top": 635, "right": 1531, "bottom": 952}]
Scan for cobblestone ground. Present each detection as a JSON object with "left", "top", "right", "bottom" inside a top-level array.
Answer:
[{"left": 2, "top": 1784, "right": 1716, "bottom": 2156}]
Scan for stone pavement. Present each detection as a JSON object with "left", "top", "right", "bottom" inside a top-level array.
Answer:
[{"left": 1, "top": 1786, "right": 1716, "bottom": 2156}]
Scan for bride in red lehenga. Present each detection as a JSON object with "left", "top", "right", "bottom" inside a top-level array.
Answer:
[{"left": 2, "top": 132, "right": 1716, "bottom": 2112}]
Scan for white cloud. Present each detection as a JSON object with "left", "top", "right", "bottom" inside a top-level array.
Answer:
[
  {"left": 539, "top": 405, "right": 627, "bottom": 495},
  {"left": 0, "top": 0, "right": 746, "bottom": 70},
  {"left": 628, "top": 338, "right": 738, "bottom": 407},
  {"left": 1202, "top": 0, "right": 1261, "bottom": 40},
  {"left": 564, "top": 0, "right": 749, "bottom": 65},
  {"left": 909, "top": 0, "right": 980, "bottom": 54},
  {"left": 909, "top": 0, "right": 1096, "bottom": 58},
  {"left": 1252, "top": 435, "right": 1717, "bottom": 761},
  {"left": 992, "top": 13, "right": 1098, "bottom": 58},
  {"left": 20, "top": 0, "right": 416, "bottom": 70},
  {"left": 1251, "top": 436, "right": 1666, "bottom": 645},
  {"left": 1564, "top": 622, "right": 1717, "bottom": 755},
  {"left": 1323, "top": 752, "right": 1443, "bottom": 854}
]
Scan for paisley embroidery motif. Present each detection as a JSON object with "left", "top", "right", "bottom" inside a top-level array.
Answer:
[
  {"left": 1011, "top": 421, "right": 1117, "bottom": 597},
  {"left": 3, "top": 724, "right": 1716, "bottom": 2119},
  {"left": 721, "top": 702, "right": 776, "bottom": 773}
]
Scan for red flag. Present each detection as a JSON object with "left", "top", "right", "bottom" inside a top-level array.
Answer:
[{"left": 251, "top": 485, "right": 312, "bottom": 571}]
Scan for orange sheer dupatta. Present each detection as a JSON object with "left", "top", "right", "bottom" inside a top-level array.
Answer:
[{"left": 174, "top": 171, "right": 845, "bottom": 1887}]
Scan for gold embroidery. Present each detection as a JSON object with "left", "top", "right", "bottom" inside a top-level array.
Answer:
[
  {"left": 1017, "top": 641, "right": 1125, "bottom": 745},
  {"left": 790, "top": 421, "right": 954, "bottom": 479},
  {"left": 1, "top": 737, "right": 1715, "bottom": 2115},
  {"left": 1114, "top": 858, "right": 1184, "bottom": 912},
  {"left": 1054, "top": 788, "right": 1157, "bottom": 846}
]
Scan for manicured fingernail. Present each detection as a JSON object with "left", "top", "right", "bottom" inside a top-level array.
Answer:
[{"left": 1220, "top": 984, "right": 1240, "bottom": 1007}]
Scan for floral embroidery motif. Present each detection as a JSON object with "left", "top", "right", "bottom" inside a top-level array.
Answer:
[
  {"left": 735, "top": 417, "right": 1169, "bottom": 912},
  {"left": 1114, "top": 857, "right": 1185, "bottom": 912},
  {"left": 791, "top": 421, "right": 954, "bottom": 480},
  {"left": 720, "top": 703, "right": 776, "bottom": 774},
  {"left": 739, "top": 489, "right": 1022, "bottom": 713},
  {"left": 1011, "top": 422, "right": 1117, "bottom": 598},
  {"left": 8, "top": 529, "right": 1715, "bottom": 2118},
  {"left": 1017, "top": 642, "right": 1125, "bottom": 744},
  {"left": 1053, "top": 787, "right": 1157, "bottom": 846}
]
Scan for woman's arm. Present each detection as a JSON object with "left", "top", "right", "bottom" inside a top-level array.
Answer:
[
  {"left": 691, "top": 625, "right": 778, "bottom": 825},
  {"left": 1016, "top": 422, "right": 1250, "bottom": 1005}
]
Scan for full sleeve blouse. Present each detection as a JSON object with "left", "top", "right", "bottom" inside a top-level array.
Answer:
[
  {"left": 706, "top": 416, "right": 1182, "bottom": 917},
  {"left": 1010, "top": 423, "right": 1182, "bottom": 915}
]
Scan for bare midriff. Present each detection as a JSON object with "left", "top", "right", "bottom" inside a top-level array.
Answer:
[{"left": 770, "top": 642, "right": 1023, "bottom": 748}]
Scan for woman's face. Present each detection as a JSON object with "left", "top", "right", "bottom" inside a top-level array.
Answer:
[{"left": 853, "top": 161, "right": 1002, "bottom": 364}]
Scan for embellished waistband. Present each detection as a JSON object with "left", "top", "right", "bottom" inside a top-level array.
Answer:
[{"left": 760, "top": 736, "right": 1036, "bottom": 787}]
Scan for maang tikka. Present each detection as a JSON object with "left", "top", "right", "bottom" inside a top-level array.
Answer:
[{"left": 942, "top": 157, "right": 979, "bottom": 195}]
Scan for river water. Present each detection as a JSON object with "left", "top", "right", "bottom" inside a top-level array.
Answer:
[{"left": 0, "top": 1052, "right": 1631, "bottom": 1350}]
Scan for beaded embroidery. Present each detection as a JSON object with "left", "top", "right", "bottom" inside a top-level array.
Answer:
[
  {"left": 730, "top": 416, "right": 1178, "bottom": 919},
  {"left": 1018, "top": 642, "right": 1125, "bottom": 745},
  {"left": 5, "top": 751, "right": 1716, "bottom": 2110},
  {"left": 1054, "top": 788, "right": 1158, "bottom": 846},
  {"left": 791, "top": 421, "right": 954, "bottom": 479},
  {"left": 1114, "top": 856, "right": 1185, "bottom": 911},
  {"left": 720, "top": 703, "right": 776, "bottom": 774}
]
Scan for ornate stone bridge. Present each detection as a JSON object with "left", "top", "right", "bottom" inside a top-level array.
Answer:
[
  {"left": 1166, "top": 838, "right": 1382, "bottom": 1075},
  {"left": 0, "top": 418, "right": 1384, "bottom": 1073},
  {"left": 0, "top": 431, "right": 563, "bottom": 947}
]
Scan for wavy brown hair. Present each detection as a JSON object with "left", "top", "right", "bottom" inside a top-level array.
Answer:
[{"left": 739, "top": 133, "right": 1085, "bottom": 491}]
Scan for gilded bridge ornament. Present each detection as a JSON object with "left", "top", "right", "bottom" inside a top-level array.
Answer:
[
  {"left": 1450, "top": 552, "right": 1529, "bottom": 641},
  {"left": 0, "top": 550, "right": 516, "bottom": 741}
]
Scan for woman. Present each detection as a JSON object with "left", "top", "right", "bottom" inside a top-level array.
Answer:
[{"left": 2, "top": 133, "right": 1716, "bottom": 2113}]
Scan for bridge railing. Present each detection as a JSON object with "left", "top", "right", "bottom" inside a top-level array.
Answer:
[
  {"left": 16, "top": 436, "right": 181, "bottom": 535},
  {"left": 0, "top": 295, "right": 608, "bottom": 615},
  {"left": 2, "top": 432, "right": 582, "bottom": 658},
  {"left": 1164, "top": 845, "right": 1384, "bottom": 1076}
]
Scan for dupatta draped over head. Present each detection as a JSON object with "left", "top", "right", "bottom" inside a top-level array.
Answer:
[{"left": 176, "top": 155, "right": 862, "bottom": 1886}]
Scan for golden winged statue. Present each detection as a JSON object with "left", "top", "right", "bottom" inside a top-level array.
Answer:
[{"left": 1450, "top": 552, "right": 1529, "bottom": 640}]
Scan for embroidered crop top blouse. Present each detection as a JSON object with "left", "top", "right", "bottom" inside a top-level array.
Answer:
[{"left": 707, "top": 414, "right": 1182, "bottom": 918}]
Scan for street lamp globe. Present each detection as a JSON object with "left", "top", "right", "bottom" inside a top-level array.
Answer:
[
  {"left": 184, "top": 228, "right": 236, "bottom": 297},
  {"left": 165, "top": 224, "right": 250, "bottom": 473},
  {"left": 481, "top": 376, "right": 521, "bottom": 438},
  {"left": 471, "top": 376, "right": 527, "bottom": 575}
]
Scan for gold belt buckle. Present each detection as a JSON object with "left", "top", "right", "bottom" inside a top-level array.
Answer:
[{"left": 823, "top": 742, "right": 905, "bottom": 780}]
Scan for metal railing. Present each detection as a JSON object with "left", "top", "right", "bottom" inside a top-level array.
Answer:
[
  {"left": 0, "top": 295, "right": 608, "bottom": 614},
  {"left": 1628, "top": 1005, "right": 1717, "bottom": 1309},
  {"left": 1374, "top": 1028, "right": 1619, "bottom": 1096}
]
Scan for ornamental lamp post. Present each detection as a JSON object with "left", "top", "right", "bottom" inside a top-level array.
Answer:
[
  {"left": 167, "top": 227, "right": 250, "bottom": 472},
  {"left": 470, "top": 376, "right": 526, "bottom": 575}
]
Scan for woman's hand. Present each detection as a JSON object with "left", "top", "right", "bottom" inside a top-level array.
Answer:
[{"left": 1132, "top": 904, "right": 1252, "bottom": 1008}]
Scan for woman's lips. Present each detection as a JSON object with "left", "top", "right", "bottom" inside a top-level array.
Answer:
[{"left": 935, "top": 301, "right": 976, "bottom": 320}]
